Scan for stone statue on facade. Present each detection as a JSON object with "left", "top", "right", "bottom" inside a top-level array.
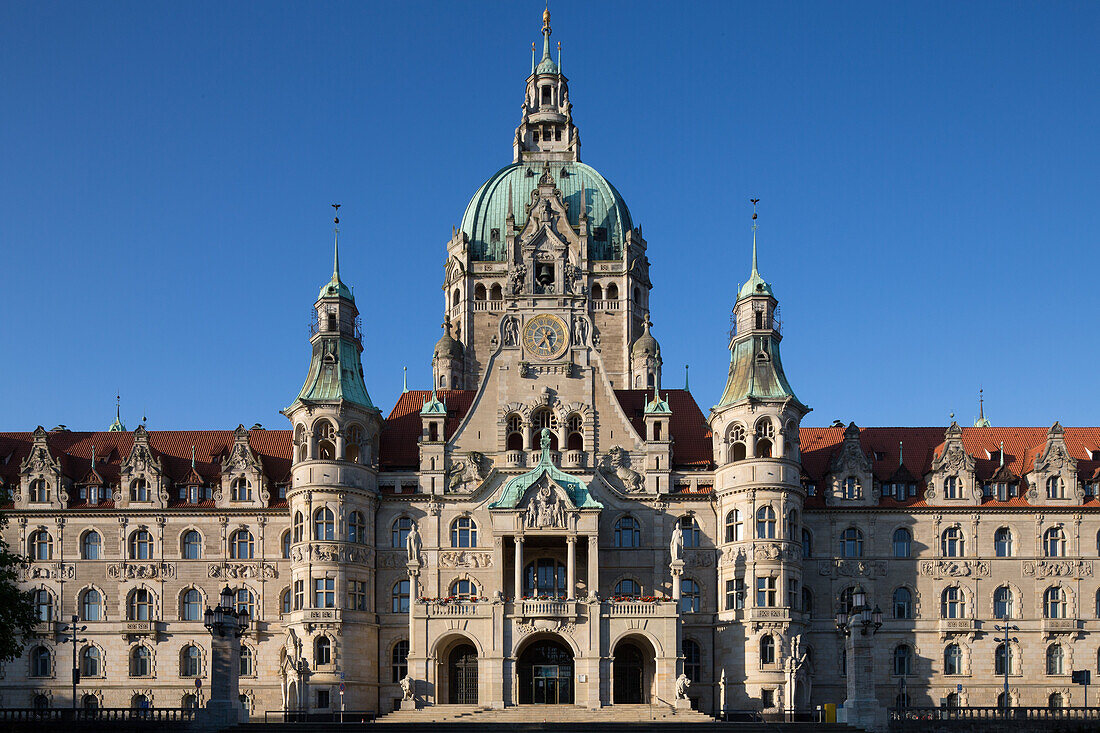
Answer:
[
  {"left": 572, "top": 315, "right": 588, "bottom": 346},
  {"left": 670, "top": 522, "right": 684, "bottom": 563},
  {"left": 406, "top": 522, "right": 422, "bottom": 564},
  {"left": 503, "top": 316, "right": 519, "bottom": 346},
  {"left": 675, "top": 673, "right": 691, "bottom": 700},
  {"left": 400, "top": 674, "right": 414, "bottom": 701}
]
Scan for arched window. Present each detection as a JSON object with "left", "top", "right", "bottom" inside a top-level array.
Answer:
[
  {"left": 392, "top": 580, "right": 410, "bottom": 613},
  {"left": 281, "top": 588, "right": 292, "bottom": 615},
  {"left": 840, "top": 528, "right": 864, "bottom": 558},
  {"left": 129, "top": 529, "right": 153, "bottom": 560},
  {"left": 128, "top": 588, "right": 154, "bottom": 621},
  {"left": 614, "top": 579, "right": 641, "bottom": 598},
  {"left": 81, "top": 646, "right": 101, "bottom": 677},
  {"left": 33, "top": 693, "right": 50, "bottom": 710},
  {"left": 994, "top": 586, "right": 1014, "bottom": 619},
  {"left": 565, "top": 414, "right": 583, "bottom": 451},
  {"left": 591, "top": 283, "right": 603, "bottom": 300},
  {"left": 33, "top": 589, "right": 53, "bottom": 622},
  {"left": 786, "top": 510, "right": 798, "bottom": 539},
  {"left": 180, "top": 644, "right": 200, "bottom": 677},
  {"left": 30, "top": 646, "right": 51, "bottom": 677},
  {"left": 995, "top": 527, "right": 1013, "bottom": 557},
  {"left": 995, "top": 643, "right": 1015, "bottom": 675},
  {"left": 450, "top": 578, "right": 478, "bottom": 599},
  {"left": 473, "top": 283, "right": 486, "bottom": 301},
  {"left": 490, "top": 283, "right": 503, "bottom": 301},
  {"left": 281, "top": 531, "right": 292, "bottom": 559},
  {"left": 29, "top": 479, "right": 50, "bottom": 502},
  {"left": 313, "top": 507, "right": 335, "bottom": 541},
  {"left": 182, "top": 694, "right": 197, "bottom": 710},
  {"left": 230, "top": 529, "right": 254, "bottom": 560},
  {"left": 941, "top": 526, "right": 964, "bottom": 557},
  {"left": 314, "top": 635, "right": 331, "bottom": 666},
  {"left": 679, "top": 515, "right": 701, "bottom": 548},
  {"left": 606, "top": 282, "right": 619, "bottom": 300},
  {"left": 893, "top": 645, "right": 912, "bottom": 675},
  {"left": 893, "top": 587, "right": 913, "bottom": 619},
  {"left": 893, "top": 528, "right": 912, "bottom": 558},
  {"left": 451, "top": 517, "right": 478, "bottom": 548},
  {"left": 1049, "top": 691, "right": 1065, "bottom": 708},
  {"left": 81, "top": 531, "right": 101, "bottom": 560},
  {"left": 760, "top": 635, "right": 775, "bottom": 665},
  {"left": 941, "top": 586, "right": 965, "bottom": 618},
  {"left": 728, "top": 424, "right": 747, "bottom": 462},
  {"left": 392, "top": 517, "right": 412, "bottom": 548},
  {"left": 348, "top": 511, "right": 366, "bottom": 544},
  {"left": 839, "top": 586, "right": 862, "bottom": 615},
  {"left": 677, "top": 578, "right": 701, "bottom": 614},
  {"left": 231, "top": 477, "right": 251, "bottom": 501},
  {"left": 683, "top": 639, "right": 702, "bottom": 681},
  {"left": 392, "top": 640, "right": 409, "bottom": 683},
  {"left": 240, "top": 645, "right": 255, "bottom": 677},
  {"left": 1044, "top": 527, "right": 1066, "bottom": 557},
  {"left": 943, "top": 475, "right": 959, "bottom": 499},
  {"left": 506, "top": 414, "right": 523, "bottom": 451},
  {"left": 181, "top": 588, "right": 202, "bottom": 621},
  {"left": 130, "top": 478, "right": 149, "bottom": 502},
  {"left": 1047, "top": 643, "right": 1065, "bottom": 675},
  {"left": 801, "top": 587, "right": 813, "bottom": 615},
  {"left": 1047, "top": 475, "right": 1066, "bottom": 499},
  {"left": 130, "top": 645, "right": 152, "bottom": 677},
  {"left": 1044, "top": 586, "right": 1067, "bottom": 619},
  {"left": 315, "top": 420, "right": 336, "bottom": 460},
  {"left": 30, "top": 530, "right": 52, "bottom": 561},
  {"left": 841, "top": 476, "right": 861, "bottom": 500},
  {"left": 754, "top": 420, "right": 774, "bottom": 458},
  {"left": 756, "top": 506, "right": 777, "bottom": 539},
  {"left": 531, "top": 409, "right": 558, "bottom": 450},
  {"left": 725, "top": 510, "right": 743, "bottom": 542},
  {"left": 181, "top": 530, "right": 202, "bottom": 560},
  {"left": 131, "top": 694, "right": 149, "bottom": 710},
  {"left": 944, "top": 644, "right": 962, "bottom": 675},
  {"left": 345, "top": 424, "right": 363, "bottom": 463},
  {"left": 801, "top": 528, "right": 812, "bottom": 558},
  {"left": 235, "top": 588, "right": 256, "bottom": 618},
  {"left": 614, "top": 516, "right": 640, "bottom": 548},
  {"left": 81, "top": 588, "right": 102, "bottom": 622},
  {"left": 293, "top": 511, "right": 305, "bottom": 543}
]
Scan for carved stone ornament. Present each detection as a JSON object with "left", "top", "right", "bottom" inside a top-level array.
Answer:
[
  {"left": 752, "top": 543, "right": 789, "bottom": 562},
  {"left": 208, "top": 562, "right": 279, "bottom": 580},
  {"left": 1023, "top": 560, "right": 1093, "bottom": 578},
  {"left": 107, "top": 562, "right": 176, "bottom": 581},
  {"left": 598, "top": 447, "right": 643, "bottom": 493},
  {"left": 378, "top": 552, "right": 408, "bottom": 569},
  {"left": 19, "top": 563, "right": 75, "bottom": 581},
  {"left": 521, "top": 483, "right": 571, "bottom": 529},
  {"left": 439, "top": 551, "right": 493, "bottom": 568},
  {"left": 818, "top": 559, "right": 887, "bottom": 579},
  {"left": 447, "top": 451, "right": 492, "bottom": 494},
  {"left": 686, "top": 550, "right": 715, "bottom": 567},
  {"left": 918, "top": 559, "right": 991, "bottom": 578}
]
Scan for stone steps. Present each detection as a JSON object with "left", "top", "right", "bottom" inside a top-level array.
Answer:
[
  {"left": 234, "top": 721, "right": 860, "bottom": 733},
  {"left": 373, "top": 702, "right": 714, "bottom": 724}
]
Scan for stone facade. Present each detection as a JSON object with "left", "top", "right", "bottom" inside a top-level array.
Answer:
[{"left": 1, "top": 10, "right": 1099, "bottom": 723}]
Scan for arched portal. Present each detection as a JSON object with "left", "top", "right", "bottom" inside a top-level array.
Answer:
[
  {"left": 517, "top": 638, "right": 574, "bottom": 705},
  {"left": 448, "top": 643, "right": 479, "bottom": 704},
  {"left": 613, "top": 635, "right": 656, "bottom": 704}
]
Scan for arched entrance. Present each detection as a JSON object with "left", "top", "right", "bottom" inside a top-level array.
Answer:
[
  {"left": 612, "top": 635, "right": 656, "bottom": 705},
  {"left": 518, "top": 638, "right": 574, "bottom": 705},
  {"left": 448, "top": 644, "right": 479, "bottom": 704}
]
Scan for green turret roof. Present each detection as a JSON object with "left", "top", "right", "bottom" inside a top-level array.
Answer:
[
  {"left": 489, "top": 428, "right": 602, "bottom": 510},
  {"left": 319, "top": 234, "right": 354, "bottom": 301},
  {"left": 716, "top": 335, "right": 804, "bottom": 408},
  {"left": 290, "top": 337, "right": 377, "bottom": 413}
]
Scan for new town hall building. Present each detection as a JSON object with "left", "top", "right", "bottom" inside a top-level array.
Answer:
[{"left": 3, "top": 10, "right": 1099, "bottom": 721}]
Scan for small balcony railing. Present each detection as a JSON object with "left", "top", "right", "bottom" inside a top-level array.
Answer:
[{"left": 519, "top": 599, "right": 575, "bottom": 618}]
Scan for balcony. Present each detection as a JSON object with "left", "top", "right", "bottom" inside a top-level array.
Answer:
[
  {"left": 939, "top": 618, "right": 978, "bottom": 636},
  {"left": 604, "top": 600, "right": 677, "bottom": 618},
  {"left": 1042, "top": 617, "right": 1078, "bottom": 635},
  {"left": 120, "top": 620, "right": 158, "bottom": 636},
  {"left": 561, "top": 450, "right": 585, "bottom": 468},
  {"left": 518, "top": 600, "right": 577, "bottom": 619},
  {"left": 505, "top": 450, "right": 526, "bottom": 468},
  {"left": 590, "top": 299, "right": 620, "bottom": 311},
  {"left": 422, "top": 601, "right": 492, "bottom": 619}
]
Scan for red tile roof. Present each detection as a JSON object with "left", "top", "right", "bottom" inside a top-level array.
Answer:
[
  {"left": 614, "top": 390, "right": 714, "bottom": 468},
  {"left": 380, "top": 391, "right": 476, "bottom": 469}
]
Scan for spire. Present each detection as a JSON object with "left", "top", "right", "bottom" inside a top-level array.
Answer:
[
  {"left": 974, "top": 388, "right": 991, "bottom": 427},
  {"left": 737, "top": 198, "right": 773, "bottom": 300},
  {"left": 91, "top": 446, "right": 96, "bottom": 469},
  {"left": 531, "top": 42, "right": 536, "bottom": 75},
  {"left": 684, "top": 364, "right": 690, "bottom": 391},
  {"left": 999, "top": 441, "right": 1005, "bottom": 468},
  {"left": 402, "top": 366, "right": 408, "bottom": 393},
  {"left": 535, "top": 7, "right": 558, "bottom": 75},
  {"left": 108, "top": 393, "right": 126, "bottom": 432},
  {"left": 191, "top": 445, "right": 196, "bottom": 469},
  {"left": 899, "top": 441, "right": 904, "bottom": 466},
  {"left": 751, "top": 197, "right": 760, "bottom": 277},
  {"left": 332, "top": 203, "right": 341, "bottom": 282}
]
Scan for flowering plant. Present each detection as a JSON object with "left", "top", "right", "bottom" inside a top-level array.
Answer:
[
  {"left": 609, "top": 595, "right": 662, "bottom": 603},
  {"left": 417, "top": 596, "right": 490, "bottom": 605}
]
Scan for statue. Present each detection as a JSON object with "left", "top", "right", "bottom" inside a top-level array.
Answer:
[
  {"left": 406, "top": 522, "right": 422, "bottom": 564},
  {"left": 670, "top": 522, "right": 684, "bottom": 563},
  {"left": 448, "top": 451, "right": 490, "bottom": 493},
  {"left": 599, "top": 447, "right": 642, "bottom": 492},
  {"left": 510, "top": 264, "right": 527, "bottom": 295},
  {"left": 572, "top": 315, "right": 588, "bottom": 346},
  {"left": 503, "top": 316, "right": 519, "bottom": 346},
  {"left": 675, "top": 673, "right": 691, "bottom": 700},
  {"left": 539, "top": 427, "right": 552, "bottom": 452},
  {"left": 400, "top": 674, "right": 414, "bottom": 701}
]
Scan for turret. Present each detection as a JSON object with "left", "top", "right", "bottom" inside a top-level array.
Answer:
[
  {"left": 432, "top": 316, "right": 465, "bottom": 390},
  {"left": 514, "top": 8, "right": 579, "bottom": 163},
  {"left": 630, "top": 313, "right": 662, "bottom": 390}
]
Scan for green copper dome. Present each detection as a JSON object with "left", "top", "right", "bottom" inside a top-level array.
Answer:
[{"left": 460, "top": 162, "right": 633, "bottom": 262}]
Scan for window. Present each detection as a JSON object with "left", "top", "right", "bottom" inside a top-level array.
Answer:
[
  {"left": 293, "top": 511, "right": 304, "bottom": 543},
  {"left": 994, "top": 586, "right": 1013, "bottom": 620},
  {"left": 893, "top": 645, "right": 912, "bottom": 675},
  {"left": 614, "top": 516, "right": 641, "bottom": 548},
  {"left": 941, "top": 526, "right": 964, "bottom": 557},
  {"left": 802, "top": 588, "right": 814, "bottom": 616},
  {"left": 1047, "top": 643, "right": 1064, "bottom": 675},
  {"left": 724, "top": 510, "right": 742, "bottom": 543},
  {"left": 761, "top": 689, "right": 775, "bottom": 709},
  {"left": 81, "top": 589, "right": 102, "bottom": 621},
  {"left": 786, "top": 510, "right": 798, "bottom": 539},
  {"left": 179, "top": 530, "right": 201, "bottom": 560},
  {"left": 131, "top": 694, "right": 149, "bottom": 710},
  {"left": 1044, "top": 586, "right": 1067, "bottom": 619},
  {"left": 1044, "top": 527, "right": 1066, "bottom": 557},
  {"left": 840, "top": 528, "right": 863, "bottom": 557},
  {"left": 346, "top": 424, "right": 363, "bottom": 462},
  {"left": 755, "top": 420, "right": 774, "bottom": 458},
  {"left": 683, "top": 639, "right": 702, "bottom": 681},
  {"left": 679, "top": 515, "right": 701, "bottom": 547},
  {"left": 941, "top": 587, "right": 965, "bottom": 619},
  {"left": 944, "top": 644, "right": 962, "bottom": 675},
  {"left": 392, "top": 640, "right": 409, "bottom": 683},
  {"left": 943, "top": 476, "right": 959, "bottom": 499},
  {"left": 506, "top": 414, "right": 523, "bottom": 451},
  {"left": 839, "top": 586, "right": 860, "bottom": 615},
  {"left": 842, "top": 476, "right": 861, "bottom": 500},
  {"left": 348, "top": 511, "right": 366, "bottom": 544},
  {"left": 994, "top": 527, "right": 1013, "bottom": 557},
  {"left": 995, "top": 643, "right": 1015, "bottom": 676},
  {"left": 728, "top": 424, "right": 747, "bottom": 462},
  {"left": 1047, "top": 475, "right": 1066, "bottom": 499},
  {"left": 130, "top": 478, "right": 149, "bottom": 502},
  {"left": 892, "top": 528, "right": 912, "bottom": 558},
  {"left": 81, "top": 646, "right": 101, "bottom": 677},
  {"left": 680, "top": 578, "right": 701, "bottom": 613},
  {"left": 566, "top": 414, "right": 583, "bottom": 451},
  {"left": 240, "top": 645, "right": 254, "bottom": 677},
  {"left": 33, "top": 589, "right": 52, "bottom": 622},
  {"left": 233, "top": 588, "right": 255, "bottom": 619},
  {"left": 128, "top": 588, "right": 154, "bottom": 620},
  {"left": 755, "top": 506, "right": 776, "bottom": 539},
  {"left": 231, "top": 477, "right": 251, "bottom": 501},
  {"left": 614, "top": 579, "right": 641, "bottom": 598},
  {"left": 293, "top": 580, "right": 304, "bottom": 610},
  {"left": 281, "top": 588, "right": 292, "bottom": 615},
  {"left": 30, "top": 530, "right": 52, "bottom": 561},
  {"left": 29, "top": 479, "right": 50, "bottom": 502},
  {"left": 315, "top": 636, "right": 331, "bottom": 666},
  {"left": 450, "top": 578, "right": 478, "bottom": 599},
  {"left": 756, "top": 576, "right": 777, "bottom": 607},
  {"left": 230, "top": 529, "right": 254, "bottom": 560},
  {"left": 1049, "top": 691, "right": 1065, "bottom": 708},
  {"left": 392, "top": 580, "right": 410, "bottom": 613},
  {"left": 81, "top": 531, "right": 101, "bottom": 560},
  {"left": 893, "top": 587, "right": 913, "bottom": 619},
  {"left": 30, "top": 646, "right": 51, "bottom": 677},
  {"left": 130, "top": 645, "right": 151, "bottom": 677},
  {"left": 313, "top": 507, "right": 335, "bottom": 541},
  {"left": 760, "top": 635, "right": 775, "bottom": 665},
  {"left": 281, "top": 531, "right": 292, "bottom": 559},
  {"left": 315, "top": 420, "right": 336, "bottom": 460},
  {"left": 726, "top": 579, "right": 745, "bottom": 610},
  {"left": 392, "top": 517, "right": 412, "bottom": 548},
  {"left": 801, "top": 528, "right": 812, "bottom": 558},
  {"left": 348, "top": 580, "right": 367, "bottom": 610},
  {"left": 181, "top": 589, "right": 201, "bottom": 621},
  {"left": 451, "top": 517, "right": 478, "bottom": 548},
  {"left": 180, "top": 644, "right": 200, "bottom": 677},
  {"left": 312, "top": 578, "right": 334, "bottom": 609},
  {"left": 130, "top": 529, "right": 153, "bottom": 560},
  {"left": 787, "top": 578, "right": 799, "bottom": 609}
]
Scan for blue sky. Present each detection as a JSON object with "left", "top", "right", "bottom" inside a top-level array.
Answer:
[{"left": 1, "top": 1, "right": 1097, "bottom": 431}]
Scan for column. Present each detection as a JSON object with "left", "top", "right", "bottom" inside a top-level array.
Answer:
[
  {"left": 566, "top": 536, "right": 576, "bottom": 599},
  {"left": 514, "top": 536, "right": 524, "bottom": 599},
  {"left": 587, "top": 536, "right": 599, "bottom": 597}
]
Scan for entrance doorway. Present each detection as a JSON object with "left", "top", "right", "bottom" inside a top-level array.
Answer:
[
  {"left": 448, "top": 644, "right": 479, "bottom": 704},
  {"left": 518, "top": 639, "right": 574, "bottom": 705},
  {"left": 613, "top": 643, "right": 645, "bottom": 703}
]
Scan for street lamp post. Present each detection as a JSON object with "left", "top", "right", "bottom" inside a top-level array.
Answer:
[
  {"left": 58, "top": 615, "right": 87, "bottom": 712},
  {"left": 835, "top": 589, "right": 883, "bottom": 730},
  {"left": 993, "top": 622, "right": 1018, "bottom": 717},
  {"left": 203, "top": 585, "right": 250, "bottom": 726}
]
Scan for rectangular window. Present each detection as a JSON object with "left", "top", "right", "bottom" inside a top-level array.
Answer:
[
  {"left": 316, "top": 689, "right": 330, "bottom": 709},
  {"left": 761, "top": 689, "right": 774, "bottom": 709},
  {"left": 348, "top": 580, "right": 367, "bottom": 611},
  {"left": 756, "top": 576, "right": 776, "bottom": 607},
  {"left": 787, "top": 579, "right": 799, "bottom": 610},
  {"left": 725, "top": 579, "right": 747, "bottom": 611},
  {"left": 293, "top": 580, "right": 305, "bottom": 610},
  {"left": 314, "top": 577, "right": 335, "bottom": 608}
]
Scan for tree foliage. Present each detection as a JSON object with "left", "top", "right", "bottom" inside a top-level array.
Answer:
[{"left": 0, "top": 509, "right": 40, "bottom": 663}]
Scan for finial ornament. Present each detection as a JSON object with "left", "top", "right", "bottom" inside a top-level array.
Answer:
[
  {"left": 999, "top": 441, "right": 1005, "bottom": 468},
  {"left": 402, "top": 366, "right": 408, "bottom": 393},
  {"left": 750, "top": 198, "right": 760, "bottom": 276},
  {"left": 331, "top": 203, "right": 341, "bottom": 280},
  {"left": 684, "top": 364, "right": 690, "bottom": 391},
  {"left": 191, "top": 445, "right": 196, "bottom": 469}
]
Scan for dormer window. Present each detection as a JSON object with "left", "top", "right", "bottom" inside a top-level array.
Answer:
[
  {"left": 541, "top": 86, "right": 552, "bottom": 104},
  {"left": 29, "top": 479, "right": 49, "bottom": 503},
  {"left": 490, "top": 228, "right": 500, "bottom": 243},
  {"left": 130, "top": 478, "right": 150, "bottom": 502},
  {"left": 326, "top": 313, "right": 337, "bottom": 331},
  {"left": 1046, "top": 476, "right": 1066, "bottom": 499}
]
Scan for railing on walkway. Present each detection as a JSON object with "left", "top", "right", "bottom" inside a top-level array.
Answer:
[
  {"left": 720, "top": 708, "right": 815, "bottom": 723},
  {"left": 264, "top": 709, "right": 376, "bottom": 723},
  {"left": 890, "top": 706, "right": 1100, "bottom": 721},
  {"left": 0, "top": 707, "right": 196, "bottom": 722}
]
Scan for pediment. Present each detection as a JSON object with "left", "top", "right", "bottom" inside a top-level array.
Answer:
[
  {"left": 488, "top": 445, "right": 602, "bottom": 512},
  {"left": 518, "top": 475, "right": 575, "bottom": 529}
]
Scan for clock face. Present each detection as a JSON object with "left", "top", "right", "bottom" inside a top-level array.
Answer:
[{"left": 523, "top": 314, "right": 569, "bottom": 360}]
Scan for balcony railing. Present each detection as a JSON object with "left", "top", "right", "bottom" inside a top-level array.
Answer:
[
  {"left": 891, "top": 707, "right": 1100, "bottom": 722},
  {"left": 418, "top": 601, "right": 491, "bottom": 619},
  {"left": 604, "top": 600, "right": 676, "bottom": 618},
  {"left": 590, "top": 299, "right": 620, "bottom": 311},
  {"left": 1042, "top": 617, "right": 1078, "bottom": 634},
  {"left": 0, "top": 708, "right": 196, "bottom": 722},
  {"left": 519, "top": 600, "right": 575, "bottom": 618},
  {"left": 939, "top": 617, "right": 978, "bottom": 635}
]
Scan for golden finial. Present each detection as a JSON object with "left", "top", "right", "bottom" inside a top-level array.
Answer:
[{"left": 543, "top": 7, "right": 551, "bottom": 32}]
